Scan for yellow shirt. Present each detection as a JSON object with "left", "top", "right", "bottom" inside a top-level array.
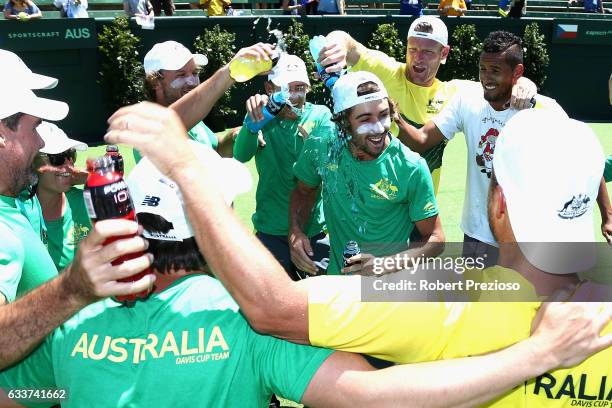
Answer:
[
  {"left": 307, "top": 267, "right": 612, "bottom": 407},
  {"left": 353, "top": 50, "right": 471, "bottom": 194},
  {"left": 437, "top": 0, "right": 467, "bottom": 15},
  {"left": 200, "top": 0, "right": 226, "bottom": 16}
]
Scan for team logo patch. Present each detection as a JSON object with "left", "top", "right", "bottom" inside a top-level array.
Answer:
[
  {"left": 69, "top": 224, "right": 90, "bottom": 246},
  {"left": 426, "top": 98, "right": 445, "bottom": 115},
  {"left": 370, "top": 178, "right": 398, "bottom": 200},
  {"left": 558, "top": 194, "right": 591, "bottom": 219},
  {"left": 423, "top": 201, "right": 436, "bottom": 212}
]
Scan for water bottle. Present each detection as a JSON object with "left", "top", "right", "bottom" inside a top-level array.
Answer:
[
  {"left": 243, "top": 90, "right": 288, "bottom": 133},
  {"left": 83, "top": 155, "right": 151, "bottom": 305},
  {"left": 343, "top": 240, "right": 361, "bottom": 267},
  {"left": 229, "top": 49, "right": 281, "bottom": 83},
  {"left": 309, "top": 35, "right": 343, "bottom": 90}
]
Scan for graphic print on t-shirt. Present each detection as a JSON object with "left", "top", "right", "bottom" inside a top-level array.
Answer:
[
  {"left": 476, "top": 127, "right": 499, "bottom": 178},
  {"left": 68, "top": 223, "right": 91, "bottom": 246}
]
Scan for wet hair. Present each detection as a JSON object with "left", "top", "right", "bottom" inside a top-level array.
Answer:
[
  {"left": 332, "top": 82, "right": 399, "bottom": 137},
  {"left": 1, "top": 113, "right": 24, "bottom": 131},
  {"left": 143, "top": 71, "right": 163, "bottom": 102},
  {"left": 482, "top": 31, "right": 523, "bottom": 69},
  {"left": 136, "top": 212, "right": 206, "bottom": 274}
]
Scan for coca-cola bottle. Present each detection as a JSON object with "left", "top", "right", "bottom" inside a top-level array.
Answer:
[{"left": 83, "top": 155, "right": 150, "bottom": 305}]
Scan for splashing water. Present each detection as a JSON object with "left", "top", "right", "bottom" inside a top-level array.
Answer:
[
  {"left": 270, "top": 29, "right": 287, "bottom": 52},
  {"left": 252, "top": 17, "right": 287, "bottom": 53}
]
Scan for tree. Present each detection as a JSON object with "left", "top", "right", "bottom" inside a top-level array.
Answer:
[
  {"left": 367, "top": 23, "right": 406, "bottom": 63},
  {"left": 439, "top": 24, "right": 482, "bottom": 82},
  {"left": 282, "top": 19, "right": 327, "bottom": 105},
  {"left": 522, "top": 22, "right": 550, "bottom": 91},
  {"left": 194, "top": 25, "right": 238, "bottom": 131},
  {"left": 97, "top": 17, "right": 144, "bottom": 113}
]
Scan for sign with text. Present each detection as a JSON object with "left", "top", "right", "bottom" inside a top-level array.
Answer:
[
  {"left": 552, "top": 19, "right": 612, "bottom": 45},
  {"left": 0, "top": 18, "right": 97, "bottom": 51}
]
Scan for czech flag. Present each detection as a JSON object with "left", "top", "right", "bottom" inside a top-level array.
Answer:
[{"left": 556, "top": 24, "right": 578, "bottom": 39}]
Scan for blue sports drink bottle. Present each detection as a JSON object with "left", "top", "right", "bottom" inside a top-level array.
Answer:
[
  {"left": 244, "top": 90, "right": 287, "bottom": 133},
  {"left": 309, "top": 35, "right": 344, "bottom": 90}
]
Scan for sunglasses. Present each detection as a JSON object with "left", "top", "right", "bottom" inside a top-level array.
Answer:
[{"left": 41, "top": 148, "right": 77, "bottom": 166}]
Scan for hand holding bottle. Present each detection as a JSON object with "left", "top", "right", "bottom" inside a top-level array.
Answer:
[
  {"left": 309, "top": 35, "right": 345, "bottom": 90},
  {"left": 244, "top": 90, "right": 288, "bottom": 133},
  {"left": 229, "top": 43, "right": 279, "bottom": 83}
]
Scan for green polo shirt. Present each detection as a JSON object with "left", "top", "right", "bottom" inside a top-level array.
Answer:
[
  {"left": 233, "top": 103, "right": 334, "bottom": 237},
  {"left": 45, "top": 188, "right": 92, "bottom": 271},
  {"left": 294, "top": 134, "right": 439, "bottom": 274},
  {"left": 0, "top": 195, "right": 58, "bottom": 302},
  {"left": 0, "top": 274, "right": 333, "bottom": 407}
]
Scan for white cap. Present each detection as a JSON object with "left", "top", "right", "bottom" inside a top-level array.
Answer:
[
  {"left": 143, "top": 41, "right": 208, "bottom": 76},
  {"left": 331, "top": 71, "right": 388, "bottom": 114},
  {"left": 268, "top": 54, "right": 310, "bottom": 87},
  {"left": 127, "top": 141, "right": 252, "bottom": 241},
  {"left": 37, "top": 121, "right": 87, "bottom": 154},
  {"left": 0, "top": 49, "right": 58, "bottom": 90},
  {"left": 0, "top": 84, "right": 68, "bottom": 121},
  {"left": 493, "top": 109, "right": 604, "bottom": 274},
  {"left": 407, "top": 16, "right": 449, "bottom": 47}
]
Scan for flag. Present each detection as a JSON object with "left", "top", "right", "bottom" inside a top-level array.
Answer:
[{"left": 556, "top": 24, "right": 578, "bottom": 39}]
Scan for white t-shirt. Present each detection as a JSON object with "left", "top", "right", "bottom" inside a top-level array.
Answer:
[{"left": 433, "top": 83, "right": 566, "bottom": 245}]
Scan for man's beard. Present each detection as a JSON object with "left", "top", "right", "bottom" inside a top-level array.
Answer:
[
  {"left": 161, "top": 86, "right": 194, "bottom": 107},
  {"left": 7, "top": 164, "right": 37, "bottom": 197},
  {"left": 483, "top": 86, "right": 512, "bottom": 106}
]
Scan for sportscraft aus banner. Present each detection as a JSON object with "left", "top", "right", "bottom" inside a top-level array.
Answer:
[{"left": 0, "top": 18, "right": 96, "bottom": 52}]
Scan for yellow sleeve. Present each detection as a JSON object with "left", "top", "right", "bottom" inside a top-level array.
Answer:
[
  {"left": 523, "top": 321, "right": 612, "bottom": 407},
  {"left": 352, "top": 49, "right": 406, "bottom": 89},
  {"left": 307, "top": 275, "right": 467, "bottom": 364}
]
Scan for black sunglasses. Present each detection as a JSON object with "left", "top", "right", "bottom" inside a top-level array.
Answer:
[{"left": 42, "top": 148, "right": 77, "bottom": 166}]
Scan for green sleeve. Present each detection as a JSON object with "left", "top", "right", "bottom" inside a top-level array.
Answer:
[
  {"left": 201, "top": 125, "right": 219, "bottom": 150},
  {"left": 0, "top": 336, "right": 56, "bottom": 408},
  {"left": 310, "top": 108, "right": 335, "bottom": 140},
  {"left": 233, "top": 122, "right": 260, "bottom": 163},
  {"left": 0, "top": 227, "right": 24, "bottom": 303},
  {"left": 132, "top": 148, "right": 142, "bottom": 164},
  {"left": 251, "top": 331, "right": 334, "bottom": 403},
  {"left": 605, "top": 155, "right": 612, "bottom": 183},
  {"left": 293, "top": 137, "right": 323, "bottom": 188},
  {"left": 407, "top": 157, "right": 439, "bottom": 222}
]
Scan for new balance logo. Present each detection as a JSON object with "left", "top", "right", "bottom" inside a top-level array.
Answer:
[{"left": 141, "top": 195, "right": 161, "bottom": 207}]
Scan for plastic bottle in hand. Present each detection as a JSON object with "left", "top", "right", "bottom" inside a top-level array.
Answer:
[
  {"left": 229, "top": 49, "right": 281, "bottom": 83},
  {"left": 244, "top": 90, "right": 288, "bottom": 133},
  {"left": 105, "top": 145, "right": 124, "bottom": 176},
  {"left": 309, "top": 35, "right": 344, "bottom": 90},
  {"left": 83, "top": 156, "right": 151, "bottom": 305}
]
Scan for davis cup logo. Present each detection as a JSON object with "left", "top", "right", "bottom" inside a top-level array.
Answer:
[{"left": 558, "top": 194, "right": 590, "bottom": 219}]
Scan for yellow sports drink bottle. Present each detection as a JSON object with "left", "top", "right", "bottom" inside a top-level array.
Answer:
[{"left": 229, "top": 50, "right": 281, "bottom": 83}]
